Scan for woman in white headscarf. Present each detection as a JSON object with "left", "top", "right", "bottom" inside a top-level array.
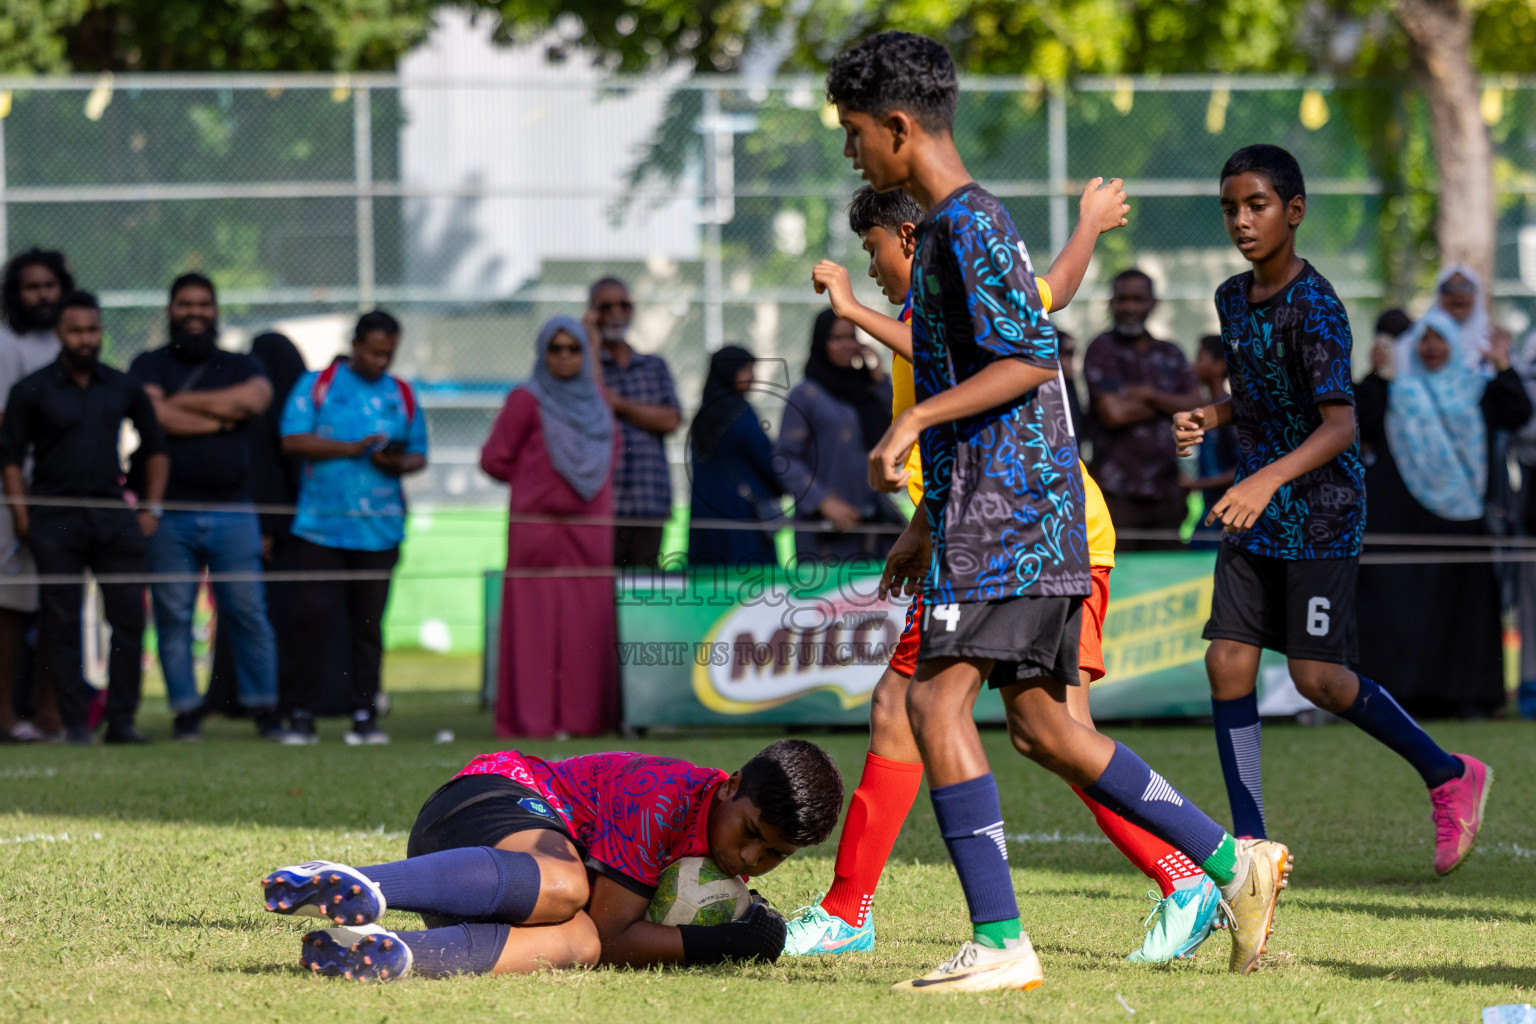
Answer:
[
  {"left": 1433, "top": 264, "right": 1491, "bottom": 371},
  {"left": 1356, "top": 309, "right": 1531, "bottom": 717}
]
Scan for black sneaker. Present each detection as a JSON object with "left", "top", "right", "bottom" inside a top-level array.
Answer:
[
  {"left": 344, "top": 713, "right": 390, "bottom": 746},
  {"left": 103, "top": 724, "right": 152, "bottom": 745},
  {"left": 254, "top": 707, "right": 291, "bottom": 742},
  {"left": 59, "top": 726, "right": 94, "bottom": 746},
  {"left": 172, "top": 710, "right": 204, "bottom": 743},
  {"left": 281, "top": 713, "right": 318, "bottom": 747}
]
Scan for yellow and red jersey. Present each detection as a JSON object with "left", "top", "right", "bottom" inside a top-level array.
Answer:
[{"left": 889, "top": 276, "right": 1115, "bottom": 568}]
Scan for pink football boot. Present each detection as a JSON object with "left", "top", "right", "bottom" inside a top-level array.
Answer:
[{"left": 1429, "top": 754, "right": 1492, "bottom": 876}]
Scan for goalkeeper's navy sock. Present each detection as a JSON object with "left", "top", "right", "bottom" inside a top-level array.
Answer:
[
  {"left": 397, "top": 923, "right": 511, "bottom": 976},
  {"left": 363, "top": 847, "right": 539, "bottom": 922}
]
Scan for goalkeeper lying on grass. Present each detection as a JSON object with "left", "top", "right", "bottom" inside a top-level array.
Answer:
[{"left": 259, "top": 740, "right": 843, "bottom": 979}]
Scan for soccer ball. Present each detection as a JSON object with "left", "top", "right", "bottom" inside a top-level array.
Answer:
[{"left": 645, "top": 857, "right": 752, "bottom": 926}]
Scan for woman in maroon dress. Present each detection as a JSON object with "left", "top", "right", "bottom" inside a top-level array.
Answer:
[{"left": 480, "top": 315, "right": 619, "bottom": 737}]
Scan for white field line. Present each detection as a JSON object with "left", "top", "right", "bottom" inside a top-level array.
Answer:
[
  {"left": 1006, "top": 831, "right": 1111, "bottom": 845},
  {"left": 0, "top": 766, "right": 57, "bottom": 779},
  {"left": 339, "top": 825, "right": 410, "bottom": 841},
  {"left": 0, "top": 831, "right": 102, "bottom": 845}
]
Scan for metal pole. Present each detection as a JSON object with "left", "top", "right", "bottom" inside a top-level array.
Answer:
[
  {"left": 702, "top": 88, "right": 724, "bottom": 352},
  {"left": 1048, "top": 86, "right": 1068, "bottom": 259},
  {"left": 0, "top": 109, "right": 9, "bottom": 259},
  {"left": 353, "top": 85, "right": 376, "bottom": 312}
]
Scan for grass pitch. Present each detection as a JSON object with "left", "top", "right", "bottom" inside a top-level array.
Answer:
[{"left": 2, "top": 677, "right": 1533, "bottom": 1024}]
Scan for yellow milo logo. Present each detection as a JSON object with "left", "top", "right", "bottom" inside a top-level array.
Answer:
[
  {"left": 1097, "top": 577, "right": 1215, "bottom": 682},
  {"left": 691, "top": 588, "right": 905, "bottom": 714}
]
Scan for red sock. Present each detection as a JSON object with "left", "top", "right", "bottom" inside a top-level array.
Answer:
[
  {"left": 821, "top": 752, "right": 925, "bottom": 926},
  {"left": 1071, "top": 785, "right": 1205, "bottom": 897}
]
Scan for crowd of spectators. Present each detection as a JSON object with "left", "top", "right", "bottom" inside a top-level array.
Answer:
[
  {"left": 4, "top": 250, "right": 1533, "bottom": 746},
  {"left": 0, "top": 249, "right": 428, "bottom": 746}
]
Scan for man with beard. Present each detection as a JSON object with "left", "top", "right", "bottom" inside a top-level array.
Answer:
[
  {"left": 0, "top": 292, "right": 167, "bottom": 744},
  {"left": 1083, "top": 269, "right": 1203, "bottom": 550},
  {"left": 128, "top": 273, "right": 283, "bottom": 742},
  {"left": 590, "top": 277, "right": 680, "bottom": 570},
  {"left": 0, "top": 248, "right": 72, "bottom": 742}
]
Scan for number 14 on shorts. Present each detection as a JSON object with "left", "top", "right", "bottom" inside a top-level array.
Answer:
[{"left": 928, "top": 604, "right": 961, "bottom": 632}]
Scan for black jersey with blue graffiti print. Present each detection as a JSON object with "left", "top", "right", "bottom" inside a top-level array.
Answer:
[
  {"left": 1215, "top": 261, "right": 1366, "bottom": 560},
  {"left": 910, "top": 182, "right": 1090, "bottom": 603}
]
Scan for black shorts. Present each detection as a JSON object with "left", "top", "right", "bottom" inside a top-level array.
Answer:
[
  {"left": 404, "top": 775, "right": 578, "bottom": 927},
  {"left": 1201, "top": 542, "right": 1358, "bottom": 665},
  {"left": 407, "top": 774, "right": 577, "bottom": 858},
  {"left": 916, "top": 594, "right": 1083, "bottom": 688}
]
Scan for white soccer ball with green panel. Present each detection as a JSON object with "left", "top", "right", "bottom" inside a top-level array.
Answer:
[{"left": 645, "top": 857, "right": 752, "bottom": 927}]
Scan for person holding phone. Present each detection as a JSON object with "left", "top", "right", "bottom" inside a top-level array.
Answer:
[{"left": 279, "top": 311, "right": 428, "bottom": 745}]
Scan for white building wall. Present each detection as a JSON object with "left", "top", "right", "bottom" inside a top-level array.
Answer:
[{"left": 398, "top": 10, "right": 701, "bottom": 297}]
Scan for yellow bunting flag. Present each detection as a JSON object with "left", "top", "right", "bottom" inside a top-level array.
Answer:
[
  {"left": 84, "top": 73, "right": 114, "bottom": 122},
  {"left": 1481, "top": 86, "right": 1504, "bottom": 126},
  {"left": 1299, "top": 89, "right": 1329, "bottom": 131},
  {"left": 1206, "top": 86, "right": 1229, "bottom": 134},
  {"left": 1112, "top": 77, "right": 1134, "bottom": 115}
]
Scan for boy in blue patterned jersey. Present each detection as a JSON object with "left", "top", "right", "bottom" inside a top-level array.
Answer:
[
  {"left": 829, "top": 32, "right": 1292, "bottom": 992},
  {"left": 1173, "top": 144, "right": 1492, "bottom": 876}
]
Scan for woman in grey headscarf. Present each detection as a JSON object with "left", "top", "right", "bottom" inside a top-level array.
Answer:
[{"left": 481, "top": 315, "right": 619, "bottom": 737}]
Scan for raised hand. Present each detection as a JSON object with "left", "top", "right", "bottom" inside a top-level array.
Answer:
[
  {"left": 1079, "top": 176, "right": 1130, "bottom": 234},
  {"left": 1488, "top": 326, "right": 1513, "bottom": 371},
  {"left": 811, "top": 259, "right": 859, "bottom": 320}
]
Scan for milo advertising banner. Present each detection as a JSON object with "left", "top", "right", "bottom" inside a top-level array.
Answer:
[{"left": 613, "top": 552, "right": 1310, "bottom": 729}]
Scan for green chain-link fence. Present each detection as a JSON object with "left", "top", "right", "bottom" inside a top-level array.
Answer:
[{"left": 4, "top": 72, "right": 1536, "bottom": 507}]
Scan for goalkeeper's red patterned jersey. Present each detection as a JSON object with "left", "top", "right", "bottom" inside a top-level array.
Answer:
[{"left": 456, "top": 750, "right": 728, "bottom": 896}]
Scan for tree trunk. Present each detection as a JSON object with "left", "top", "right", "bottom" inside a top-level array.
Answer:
[{"left": 1393, "top": 0, "right": 1496, "bottom": 296}]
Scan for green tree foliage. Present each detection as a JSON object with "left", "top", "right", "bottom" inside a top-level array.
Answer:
[
  {"left": 4, "top": 0, "right": 1528, "bottom": 299},
  {"left": 0, "top": 0, "right": 446, "bottom": 73},
  {"left": 0, "top": 0, "right": 794, "bottom": 74}
]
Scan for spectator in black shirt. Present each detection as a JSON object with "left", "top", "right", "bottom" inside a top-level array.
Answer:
[
  {"left": 0, "top": 292, "right": 167, "bottom": 744},
  {"left": 129, "top": 273, "right": 282, "bottom": 742}
]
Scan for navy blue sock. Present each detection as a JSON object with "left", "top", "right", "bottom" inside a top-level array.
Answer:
[
  {"left": 1085, "top": 742, "right": 1228, "bottom": 866},
  {"left": 396, "top": 922, "right": 511, "bottom": 977},
  {"left": 1339, "top": 675, "right": 1463, "bottom": 788},
  {"left": 1211, "top": 694, "right": 1267, "bottom": 838},
  {"left": 930, "top": 773, "right": 1019, "bottom": 927},
  {"left": 362, "top": 848, "right": 540, "bottom": 923}
]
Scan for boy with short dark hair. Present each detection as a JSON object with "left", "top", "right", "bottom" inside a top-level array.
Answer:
[
  {"left": 1173, "top": 144, "right": 1491, "bottom": 874},
  {"left": 259, "top": 739, "right": 843, "bottom": 979},
  {"left": 827, "top": 31, "right": 1291, "bottom": 992},
  {"left": 793, "top": 184, "right": 1227, "bottom": 966}
]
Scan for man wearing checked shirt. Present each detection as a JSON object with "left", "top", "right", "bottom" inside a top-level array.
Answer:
[{"left": 590, "top": 277, "right": 680, "bottom": 571}]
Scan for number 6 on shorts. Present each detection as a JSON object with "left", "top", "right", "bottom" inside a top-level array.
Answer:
[{"left": 1305, "top": 596, "right": 1330, "bottom": 637}]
